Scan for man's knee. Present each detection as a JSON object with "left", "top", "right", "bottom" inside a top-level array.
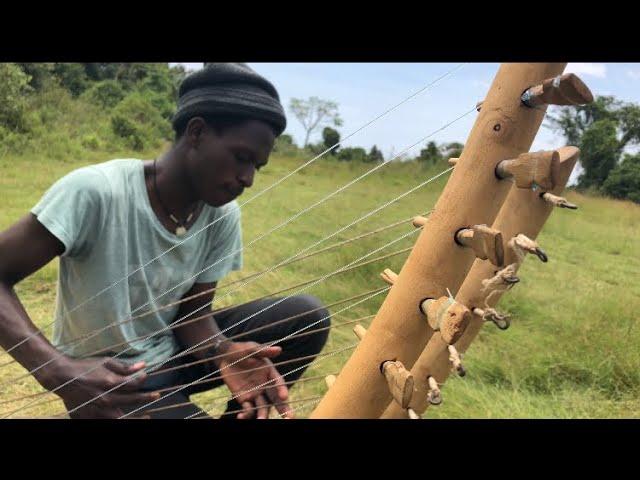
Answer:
[{"left": 289, "top": 294, "right": 331, "bottom": 347}]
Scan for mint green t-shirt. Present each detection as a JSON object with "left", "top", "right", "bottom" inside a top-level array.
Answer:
[{"left": 31, "top": 159, "right": 243, "bottom": 366}]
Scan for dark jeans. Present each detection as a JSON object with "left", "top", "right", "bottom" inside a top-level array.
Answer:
[{"left": 127, "top": 294, "right": 331, "bottom": 419}]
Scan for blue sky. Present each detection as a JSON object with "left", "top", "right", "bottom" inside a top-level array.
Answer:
[{"left": 172, "top": 63, "right": 640, "bottom": 181}]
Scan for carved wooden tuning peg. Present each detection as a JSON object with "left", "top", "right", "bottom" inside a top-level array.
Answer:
[
  {"left": 380, "top": 268, "right": 398, "bottom": 286},
  {"left": 420, "top": 296, "right": 472, "bottom": 345},
  {"left": 325, "top": 375, "right": 337, "bottom": 389},
  {"left": 495, "top": 150, "right": 560, "bottom": 191},
  {"left": 426, "top": 376, "right": 442, "bottom": 405},
  {"left": 381, "top": 360, "right": 415, "bottom": 409},
  {"left": 412, "top": 215, "right": 429, "bottom": 228},
  {"left": 448, "top": 345, "right": 466, "bottom": 377},
  {"left": 353, "top": 324, "right": 367, "bottom": 341},
  {"left": 455, "top": 224, "right": 505, "bottom": 267},
  {"left": 521, "top": 73, "right": 594, "bottom": 108}
]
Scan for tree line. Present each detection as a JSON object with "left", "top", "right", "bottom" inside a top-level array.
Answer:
[{"left": 0, "top": 63, "right": 638, "bottom": 203}]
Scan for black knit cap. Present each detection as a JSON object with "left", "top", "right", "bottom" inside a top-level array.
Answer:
[{"left": 172, "top": 63, "right": 287, "bottom": 136}]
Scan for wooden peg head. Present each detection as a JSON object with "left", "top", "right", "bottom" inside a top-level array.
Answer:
[
  {"left": 412, "top": 215, "right": 429, "bottom": 228},
  {"left": 541, "top": 192, "right": 578, "bottom": 210},
  {"left": 448, "top": 157, "right": 459, "bottom": 166},
  {"left": 381, "top": 360, "right": 414, "bottom": 409},
  {"left": 447, "top": 345, "right": 466, "bottom": 377},
  {"left": 325, "top": 375, "right": 337, "bottom": 389},
  {"left": 380, "top": 268, "right": 398, "bottom": 286},
  {"left": 353, "top": 324, "right": 367, "bottom": 341},
  {"left": 455, "top": 224, "right": 505, "bottom": 267},
  {"left": 407, "top": 408, "right": 421, "bottom": 419},
  {"left": 422, "top": 296, "right": 472, "bottom": 345},
  {"left": 496, "top": 150, "right": 560, "bottom": 191},
  {"left": 522, "top": 73, "right": 594, "bottom": 108},
  {"left": 427, "top": 376, "right": 442, "bottom": 405}
]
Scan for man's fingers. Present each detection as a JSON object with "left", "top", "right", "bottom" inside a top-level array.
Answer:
[
  {"left": 112, "top": 370, "right": 148, "bottom": 392},
  {"left": 255, "top": 395, "right": 269, "bottom": 420},
  {"left": 267, "top": 363, "right": 289, "bottom": 401},
  {"left": 106, "top": 390, "right": 161, "bottom": 407},
  {"left": 251, "top": 346, "right": 282, "bottom": 359},
  {"left": 237, "top": 401, "right": 254, "bottom": 420},
  {"left": 104, "top": 359, "right": 146, "bottom": 375},
  {"left": 274, "top": 401, "right": 295, "bottom": 419}
]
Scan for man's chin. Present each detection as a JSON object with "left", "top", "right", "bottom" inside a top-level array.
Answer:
[{"left": 205, "top": 191, "right": 239, "bottom": 207}]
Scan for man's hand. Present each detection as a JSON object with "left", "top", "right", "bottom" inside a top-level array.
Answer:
[
  {"left": 37, "top": 357, "right": 160, "bottom": 419},
  {"left": 214, "top": 341, "right": 294, "bottom": 419}
]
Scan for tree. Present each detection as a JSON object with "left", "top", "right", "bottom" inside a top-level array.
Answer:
[
  {"left": 289, "top": 97, "right": 343, "bottom": 147},
  {"left": 441, "top": 141, "right": 464, "bottom": 160},
  {"left": 0, "top": 63, "right": 33, "bottom": 131},
  {"left": 602, "top": 154, "right": 640, "bottom": 204},
  {"left": 52, "top": 63, "right": 89, "bottom": 97},
  {"left": 578, "top": 119, "right": 620, "bottom": 189},
  {"left": 548, "top": 95, "right": 640, "bottom": 189},
  {"left": 338, "top": 147, "right": 367, "bottom": 162},
  {"left": 417, "top": 141, "right": 443, "bottom": 164},
  {"left": 366, "top": 145, "right": 384, "bottom": 163},
  {"left": 322, "top": 127, "right": 340, "bottom": 154}
]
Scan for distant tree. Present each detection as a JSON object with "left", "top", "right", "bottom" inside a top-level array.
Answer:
[
  {"left": 273, "top": 134, "right": 299, "bottom": 155},
  {"left": 602, "top": 154, "right": 640, "bottom": 204},
  {"left": 82, "top": 80, "right": 126, "bottom": 108},
  {"left": 52, "top": 63, "right": 89, "bottom": 97},
  {"left": 0, "top": 63, "right": 33, "bottom": 131},
  {"left": 289, "top": 97, "right": 343, "bottom": 147},
  {"left": 366, "top": 145, "right": 384, "bottom": 163},
  {"left": 578, "top": 119, "right": 620, "bottom": 189},
  {"left": 441, "top": 141, "right": 464, "bottom": 160},
  {"left": 17, "top": 63, "right": 55, "bottom": 90},
  {"left": 417, "top": 141, "right": 443, "bottom": 164},
  {"left": 548, "top": 95, "right": 640, "bottom": 189},
  {"left": 322, "top": 127, "right": 341, "bottom": 154},
  {"left": 338, "top": 147, "right": 367, "bottom": 162}
]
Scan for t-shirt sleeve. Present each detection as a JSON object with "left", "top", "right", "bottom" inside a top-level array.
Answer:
[
  {"left": 195, "top": 202, "right": 244, "bottom": 284},
  {"left": 30, "top": 166, "right": 110, "bottom": 258}
]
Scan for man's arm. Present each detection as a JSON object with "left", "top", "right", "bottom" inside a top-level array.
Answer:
[
  {"left": 171, "top": 282, "right": 232, "bottom": 360},
  {"left": 0, "top": 214, "right": 66, "bottom": 377},
  {"left": 0, "top": 214, "right": 158, "bottom": 418},
  {"left": 173, "top": 282, "right": 292, "bottom": 419}
]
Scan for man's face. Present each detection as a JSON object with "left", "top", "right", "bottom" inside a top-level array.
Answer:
[{"left": 186, "top": 118, "right": 275, "bottom": 207}]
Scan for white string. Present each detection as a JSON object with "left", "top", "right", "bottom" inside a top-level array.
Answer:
[
  {"left": 1, "top": 63, "right": 464, "bottom": 358},
  {"left": 76, "top": 229, "right": 415, "bottom": 418},
  {"left": 2, "top": 105, "right": 470, "bottom": 398},
  {"left": 0, "top": 156, "right": 446, "bottom": 417},
  {"left": 128, "top": 278, "right": 396, "bottom": 419},
  {"left": 191, "top": 341, "right": 361, "bottom": 420}
]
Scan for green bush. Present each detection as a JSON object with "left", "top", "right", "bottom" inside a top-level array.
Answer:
[
  {"left": 602, "top": 154, "right": 640, "bottom": 204},
  {"left": 82, "top": 80, "right": 126, "bottom": 108},
  {"left": 273, "top": 134, "right": 300, "bottom": 157},
  {"left": 338, "top": 147, "right": 367, "bottom": 162},
  {"left": 0, "top": 63, "right": 33, "bottom": 132},
  {"left": 110, "top": 93, "right": 172, "bottom": 151}
]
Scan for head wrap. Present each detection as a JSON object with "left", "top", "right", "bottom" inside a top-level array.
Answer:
[{"left": 172, "top": 63, "right": 287, "bottom": 136}]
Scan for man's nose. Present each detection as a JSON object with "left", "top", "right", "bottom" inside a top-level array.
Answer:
[{"left": 238, "top": 166, "right": 255, "bottom": 188}]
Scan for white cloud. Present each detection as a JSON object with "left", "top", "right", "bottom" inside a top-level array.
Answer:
[
  {"left": 565, "top": 63, "right": 607, "bottom": 78},
  {"left": 169, "top": 63, "right": 203, "bottom": 72},
  {"left": 627, "top": 69, "right": 640, "bottom": 80}
]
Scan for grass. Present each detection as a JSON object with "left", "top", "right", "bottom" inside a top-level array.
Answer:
[{"left": 1, "top": 147, "right": 639, "bottom": 419}]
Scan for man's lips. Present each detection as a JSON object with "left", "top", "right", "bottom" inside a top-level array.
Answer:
[{"left": 227, "top": 187, "right": 244, "bottom": 197}]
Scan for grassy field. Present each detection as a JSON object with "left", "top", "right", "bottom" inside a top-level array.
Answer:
[{"left": 1, "top": 147, "right": 639, "bottom": 419}]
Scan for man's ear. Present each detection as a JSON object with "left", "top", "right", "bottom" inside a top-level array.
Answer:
[{"left": 185, "top": 117, "right": 208, "bottom": 149}]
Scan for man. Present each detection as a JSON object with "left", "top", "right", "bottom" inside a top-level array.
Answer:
[{"left": 0, "top": 63, "right": 331, "bottom": 419}]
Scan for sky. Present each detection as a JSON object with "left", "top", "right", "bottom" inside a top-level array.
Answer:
[{"left": 171, "top": 63, "right": 640, "bottom": 182}]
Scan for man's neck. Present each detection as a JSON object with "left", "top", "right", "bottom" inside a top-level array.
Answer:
[{"left": 149, "top": 148, "right": 201, "bottom": 220}]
